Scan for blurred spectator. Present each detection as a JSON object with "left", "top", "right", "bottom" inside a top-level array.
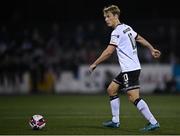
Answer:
[{"left": 0, "top": 19, "right": 180, "bottom": 93}]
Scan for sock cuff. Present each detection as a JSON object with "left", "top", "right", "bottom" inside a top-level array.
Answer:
[
  {"left": 134, "top": 98, "right": 142, "bottom": 106},
  {"left": 110, "top": 95, "right": 119, "bottom": 101}
]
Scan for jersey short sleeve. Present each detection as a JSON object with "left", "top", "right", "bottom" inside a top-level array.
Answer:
[{"left": 109, "top": 30, "right": 120, "bottom": 46}]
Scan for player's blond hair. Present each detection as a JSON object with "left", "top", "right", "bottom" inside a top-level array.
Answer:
[{"left": 103, "top": 5, "right": 120, "bottom": 17}]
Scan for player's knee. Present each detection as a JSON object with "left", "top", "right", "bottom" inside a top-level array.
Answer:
[
  {"left": 128, "top": 94, "right": 139, "bottom": 103},
  {"left": 128, "top": 95, "right": 134, "bottom": 103},
  {"left": 107, "top": 87, "right": 117, "bottom": 96}
]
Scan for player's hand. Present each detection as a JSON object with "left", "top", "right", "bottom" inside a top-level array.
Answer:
[
  {"left": 151, "top": 49, "right": 161, "bottom": 59},
  {"left": 89, "top": 64, "right": 97, "bottom": 73}
]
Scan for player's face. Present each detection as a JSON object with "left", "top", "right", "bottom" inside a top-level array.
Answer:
[{"left": 104, "top": 11, "right": 117, "bottom": 28}]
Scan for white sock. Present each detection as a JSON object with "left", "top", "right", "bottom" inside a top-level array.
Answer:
[
  {"left": 136, "top": 99, "right": 157, "bottom": 125},
  {"left": 110, "top": 97, "right": 120, "bottom": 123}
]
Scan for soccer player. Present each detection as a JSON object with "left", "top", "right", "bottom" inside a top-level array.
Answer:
[{"left": 89, "top": 5, "right": 161, "bottom": 131}]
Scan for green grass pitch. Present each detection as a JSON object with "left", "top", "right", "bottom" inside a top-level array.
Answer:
[{"left": 0, "top": 94, "right": 180, "bottom": 135}]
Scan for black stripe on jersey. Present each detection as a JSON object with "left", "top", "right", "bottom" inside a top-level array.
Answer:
[
  {"left": 109, "top": 44, "right": 117, "bottom": 47},
  {"left": 113, "top": 79, "right": 122, "bottom": 85},
  {"left": 119, "top": 48, "right": 135, "bottom": 62},
  {"left": 135, "top": 34, "right": 138, "bottom": 40}
]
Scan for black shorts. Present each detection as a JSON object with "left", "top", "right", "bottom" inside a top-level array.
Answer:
[{"left": 113, "top": 69, "right": 141, "bottom": 92}]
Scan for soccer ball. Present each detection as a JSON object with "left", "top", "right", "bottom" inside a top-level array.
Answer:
[{"left": 29, "top": 114, "right": 46, "bottom": 130}]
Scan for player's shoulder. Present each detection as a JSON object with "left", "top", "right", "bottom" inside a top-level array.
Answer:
[
  {"left": 113, "top": 23, "right": 131, "bottom": 32},
  {"left": 119, "top": 23, "right": 136, "bottom": 34},
  {"left": 121, "top": 23, "right": 133, "bottom": 30},
  {"left": 111, "top": 24, "right": 124, "bottom": 35},
  {"left": 111, "top": 23, "right": 135, "bottom": 36}
]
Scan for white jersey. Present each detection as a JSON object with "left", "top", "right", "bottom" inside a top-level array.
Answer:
[{"left": 110, "top": 24, "right": 141, "bottom": 72}]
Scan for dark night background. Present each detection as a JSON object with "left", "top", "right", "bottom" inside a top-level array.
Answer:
[
  {"left": 0, "top": 0, "right": 179, "bottom": 21},
  {"left": 0, "top": 0, "right": 179, "bottom": 93},
  {"left": 0, "top": 0, "right": 180, "bottom": 64}
]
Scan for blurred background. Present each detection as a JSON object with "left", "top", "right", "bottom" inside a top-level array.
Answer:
[{"left": 0, "top": 0, "right": 180, "bottom": 95}]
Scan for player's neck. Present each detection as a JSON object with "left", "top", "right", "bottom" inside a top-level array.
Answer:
[{"left": 113, "top": 20, "right": 121, "bottom": 29}]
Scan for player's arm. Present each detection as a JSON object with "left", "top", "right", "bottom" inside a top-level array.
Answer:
[
  {"left": 89, "top": 45, "right": 116, "bottom": 72},
  {"left": 135, "top": 34, "right": 161, "bottom": 58}
]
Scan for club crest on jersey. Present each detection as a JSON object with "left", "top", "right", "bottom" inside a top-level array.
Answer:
[{"left": 112, "top": 35, "right": 119, "bottom": 38}]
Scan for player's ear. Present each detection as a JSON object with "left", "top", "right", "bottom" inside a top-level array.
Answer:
[{"left": 114, "top": 14, "right": 119, "bottom": 19}]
